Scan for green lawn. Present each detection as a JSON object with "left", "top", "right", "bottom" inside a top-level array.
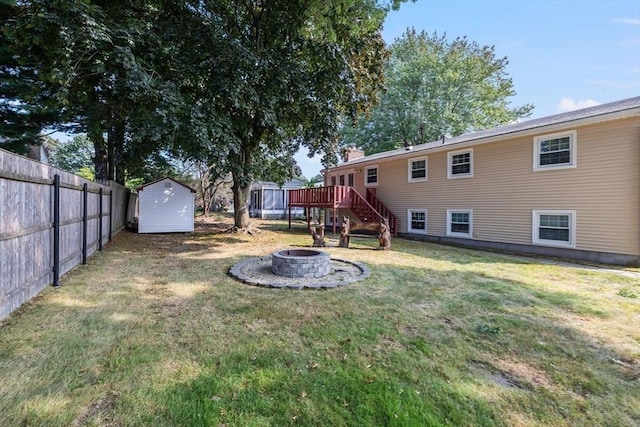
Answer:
[{"left": 1, "top": 217, "right": 639, "bottom": 426}]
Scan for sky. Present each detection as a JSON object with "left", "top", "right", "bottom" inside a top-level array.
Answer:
[{"left": 295, "top": 0, "right": 640, "bottom": 179}]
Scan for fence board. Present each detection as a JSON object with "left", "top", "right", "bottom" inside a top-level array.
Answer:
[{"left": 0, "top": 148, "right": 130, "bottom": 320}]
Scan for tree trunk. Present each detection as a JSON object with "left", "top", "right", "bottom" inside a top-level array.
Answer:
[
  {"left": 202, "top": 185, "right": 212, "bottom": 217},
  {"left": 113, "top": 120, "right": 126, "bottom": 184},
  {"left": 92, "top": 138, "right": 108, "bottom": 182},
  {"left": 232, "top": 176, "right": 251, "bottom": 228}
]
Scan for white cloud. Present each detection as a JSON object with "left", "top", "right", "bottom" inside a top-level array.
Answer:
[
  {"left": 556, "top": 98, "right": 600, "bottom": 113},
  {"left": 611, "top": 18, "right": 640, "bottom": 26}
]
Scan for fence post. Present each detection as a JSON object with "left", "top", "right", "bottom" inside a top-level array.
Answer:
[
  {"left": 98, "top": 187, "right": 103, "bottom": 251},
  {"left": 82, "top": 183, "right": 88, "bottom": 265},
  {"left": 108, "top": 187, "right": 113, "bottom": 242},
  {"left": 53, "top": 174, "right": 60, "bottom": 286}
]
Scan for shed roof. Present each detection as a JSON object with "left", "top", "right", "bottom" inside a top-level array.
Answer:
[
  {"left": 251, "top": 179, "right": 305, "bottom": 190},
  {"left": 332, "top": 96, "right": 640, "bottom": 169},
  {"left": 137, "top": 176, "right": 196, "bottom": 193}
]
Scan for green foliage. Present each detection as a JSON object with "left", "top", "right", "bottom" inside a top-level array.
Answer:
[
  {"left": 76, "top": 166, "right": 95, "bottom": 181},
  {"left": 617, "top": 288, "right": 637, "bottom": 298},
  {"left": 4, "top": 1, "right": 396, "bottom": 225},
  {"left": 185, "top": 0, "right": 393, "bottom": 226},
  {"left": 476, "top": 323, "right": 502, "bottom": 335},
  {"left": 3, "top": 0, "right": 189, "bottom": 181},
  {"left": 125, "top": 177, "right": 144, "bottom": 190},
  {"left": 341, "top": 29, "right": 534, "bottom": 154},
  {"left": 48, "top": 135, "right": 93, "bottom": 174},
  {"left": 0, "top": 0, "right": 62, "bottom": 153}
]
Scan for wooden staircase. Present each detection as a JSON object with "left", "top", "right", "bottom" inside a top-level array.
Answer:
[{"left": 288, "top": 186, "right": 397, "bottom": 236}]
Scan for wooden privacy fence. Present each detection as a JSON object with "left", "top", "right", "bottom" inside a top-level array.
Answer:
[{"left": 0, "top": 148, "right": 130, "bottom": 320}]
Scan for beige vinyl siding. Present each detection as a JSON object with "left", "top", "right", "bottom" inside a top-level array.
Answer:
[{"left": 335, "top": 116, "right": 640, "bottom": 256}]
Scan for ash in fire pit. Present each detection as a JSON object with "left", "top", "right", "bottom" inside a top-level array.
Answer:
[{"left": 271, "top": 249, "right": 331, "bottom": 278}]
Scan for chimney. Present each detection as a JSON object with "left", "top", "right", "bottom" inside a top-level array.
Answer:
[{"left": 342, "top": 147, "right": 365, "bottom": 163}]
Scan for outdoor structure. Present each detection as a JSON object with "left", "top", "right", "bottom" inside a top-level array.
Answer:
[
  {"left": 249, "top": 179, "right": 305, "bottom": 219},
  {"left": 137, "top": 177, "right": 195, "bottom": 233},
  {"left": 291, "top": 96, "right": 640, "bottom": 265},
  {"left": 288, "top": 176, "right": 398, "bottom": 235}
]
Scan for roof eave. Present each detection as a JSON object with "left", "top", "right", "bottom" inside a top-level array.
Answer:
[{"left": 329, "top": 105, "right": 640, "bottom": 171}]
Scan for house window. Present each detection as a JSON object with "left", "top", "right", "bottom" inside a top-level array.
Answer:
[
  {"left": 408, "top": 157, "right": 427, "bottom": 182},
  {"left": 407, "top": 209, "right": 427, "bottom": 234},
  {"left": 447, "top": 149, "right": 473, "bottom": 179},
  {"left": 330, "top": 176, "right": 337, "bottom": 186},
  {"left": 532, "top": 210, "right": 576, "bottom": 247},
  {"left": 533, "top": 130, "right": 576, "bottom": 171},
  {"left": 446, "top": 209, "right": 473, "bottom": 238},
  {"left": 365, "top": 165, "right": 378, "bottom": 186},
  {"left": 348, "top": 173, "right": 354, "bottom": 187},
  {"left": 339, "top": 175, "right": 345, "bottom": 186}
]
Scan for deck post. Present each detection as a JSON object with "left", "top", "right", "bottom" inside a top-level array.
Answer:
[
  {"left": 332, "top": 207, "right": 337, "bottom": 234},
  {"left": 288, "top": 205, "right": 291, "bottom": 229}
]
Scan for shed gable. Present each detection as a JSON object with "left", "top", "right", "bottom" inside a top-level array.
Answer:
[{"left": 138, "top": 178, "right": 195, "bottom": 233}]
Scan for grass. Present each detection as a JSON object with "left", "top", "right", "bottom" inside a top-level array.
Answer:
[{"left": 1, "top": 215, "right": 639, "bottom": 426}]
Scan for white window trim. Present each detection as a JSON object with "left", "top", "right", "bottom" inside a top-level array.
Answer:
[
  {"left": 364, "top": 164, "right": 379, "bottom": 187},
  {"left": 447, "top": 149, "right": 473, "bottom": 179},
  {"left": 533, "top": 130, "right": 577, "bottom": 171},
  {"left": 532, "top": 210, "right": 576, "bottom": 248},
  {"left": 408, "top": 156, "right": 428, "bottom": 183},
  {"left": 446, "top": 209, "right": 473, "bottom": 238},
  {"left": 407, "top": 209, "right": 428, "bottom": 234}
]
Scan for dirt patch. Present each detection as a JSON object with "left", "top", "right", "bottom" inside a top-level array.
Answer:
[
  {"left": 468, "top": 361, "right": 523, "bottom": 389},
  {"left": 376, "top": 334, "right": 407, "bottom": 351},
  {"left": 71, "top": 390, "right": 119, "bottom": 426},
  {"left": 494, "top": 358, "right": 553, "bottom": 389}
]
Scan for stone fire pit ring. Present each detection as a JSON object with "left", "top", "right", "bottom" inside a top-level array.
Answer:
[
  {"left": 271, "top": 249, "right": 331, "bottom": 278},
  {"left": 229, "top": 249, "right": 370, "bottom": 290}
]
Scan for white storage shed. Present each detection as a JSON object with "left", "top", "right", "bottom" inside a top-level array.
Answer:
[{"left": 137, "top": 177, "right": 196, "bottom": 233}]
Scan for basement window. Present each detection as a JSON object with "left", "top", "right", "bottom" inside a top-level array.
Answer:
[{"left": 532, "top": 210, "right": 576, "bottom": 247}]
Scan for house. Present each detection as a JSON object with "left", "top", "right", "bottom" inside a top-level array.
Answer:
[
  {"left": 292, "top": 96, "right": 640, "bottom": 265},
  {"left": 249, "top": 180, "right": 306, "bottom": 219},
  {"left": 137, "top": 177, "right": 196, "bottom": 233}
]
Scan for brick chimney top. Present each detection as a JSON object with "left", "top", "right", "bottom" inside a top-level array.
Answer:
[{"left": 342, "top": 147, "right": 365, "bottom": 163}]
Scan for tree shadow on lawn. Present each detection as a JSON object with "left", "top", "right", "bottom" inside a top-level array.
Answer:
[
  {"left": 3, "top": 230, "right": 638, "bottom": 426},
  {"left": 17, "top": 224, "right": 639, "bottom": 421}
]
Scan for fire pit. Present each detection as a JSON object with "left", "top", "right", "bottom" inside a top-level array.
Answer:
[{"left": 271, "top": 249, "right": 331, "bottom": 278}]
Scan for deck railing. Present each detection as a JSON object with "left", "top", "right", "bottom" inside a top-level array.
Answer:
[
  {"left": 366, "top": 189, "right": 398, "bottom": 235},
  {"left": 289, "top": 185, "right": 352, "bottom": 207},
  {"left": 289, "top": 186, "right": 397, "bottom": 235}
]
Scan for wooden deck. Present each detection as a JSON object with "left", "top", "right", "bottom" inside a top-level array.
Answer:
[{"left": 288, "top": 186, "right": 397, "bottom": 236}]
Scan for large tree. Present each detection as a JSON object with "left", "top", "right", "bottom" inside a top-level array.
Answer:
[
  {"left": 3, "top": 0, "right": 188, "bottom": 182},
  {"left": 341, "top": 29, "right": 534, "bottom": 153},
  {"left": 4, "top": 0, "right": 398, "bottom": 229},
  {"left": 188, "top": 0, "right": 394, "bottom": 228}
]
